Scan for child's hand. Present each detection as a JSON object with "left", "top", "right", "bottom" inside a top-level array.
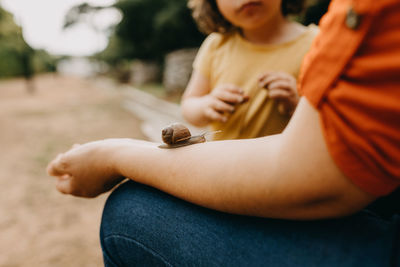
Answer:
[
  {"left": 258, "top": 71, "right": 299, "bottom": 115},
  {"left": 46, "top": 139, "right": 133, "bottom": 198},
  {"left": 202, "top": 84, "right": 248, "bottom": 123}
]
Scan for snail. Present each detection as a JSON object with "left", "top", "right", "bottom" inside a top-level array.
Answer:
[{"left": 158, "top": 123, "right": 219, "bottom": 149}]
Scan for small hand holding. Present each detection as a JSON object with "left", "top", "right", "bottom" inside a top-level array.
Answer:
[
  {"left": 258, "top": 71, "right": 299, "bottom": 115},
  {"left": 202, "top": 84, "right": 248, "bottom": 123}
]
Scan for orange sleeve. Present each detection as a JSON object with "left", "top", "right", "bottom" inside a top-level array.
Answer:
[{"left": 299, "top": 0, "right": 400, "bottom": 196}]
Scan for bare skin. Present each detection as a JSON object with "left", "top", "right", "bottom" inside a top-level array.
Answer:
[
  {"left": 217, "top": 0, "right": 305, "bottom": 45},
  {"left": 182, "top": 70, "right": 298, "bottom": 126},
  {"left": 47, "top": 98, "right": 375, "bottom": 220},
  {"left": 258, "top": 71, "right": 299, "bottom": 115},
  {"left": 182, "top": 0, "right": 305, "bottom": 127},
  {"left": 181, "top": 71, "right": 247, "bottom": 126}
]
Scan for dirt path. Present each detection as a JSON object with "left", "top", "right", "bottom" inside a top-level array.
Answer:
[{"left": 0, "top": 74, "right": 147, "bottom": 266}]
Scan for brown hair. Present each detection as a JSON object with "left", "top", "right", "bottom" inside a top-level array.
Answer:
[{"left": 188, "top": 0, "right": 305, "bottom": 34}]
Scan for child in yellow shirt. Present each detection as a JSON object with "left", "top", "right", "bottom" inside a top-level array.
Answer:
[{"left": 182, "top": 0, "right": 318, "bottom": 140}]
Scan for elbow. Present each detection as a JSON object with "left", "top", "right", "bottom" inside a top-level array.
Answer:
[
  {"left": 291, "top": 191, "right": 375, "bottom": 220},
  {"left": 326, "top": 192, "right": 376, "bottom": 218}
]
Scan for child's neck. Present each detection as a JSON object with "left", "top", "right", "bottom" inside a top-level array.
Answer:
[{"left": 240, "top": 14, "right": 305, "bottom": 45}]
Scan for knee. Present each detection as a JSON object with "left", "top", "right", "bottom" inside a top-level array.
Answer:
[
  {"left": 100, "top": 181, "right": 152, "bottom": 239},
  {"left": 100, "top": 181, "right": 175, "bottom": 266}
]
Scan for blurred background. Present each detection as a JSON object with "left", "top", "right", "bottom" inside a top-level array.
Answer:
[{"left": 0, "top": 0, "right": 330, "bottom": 266}]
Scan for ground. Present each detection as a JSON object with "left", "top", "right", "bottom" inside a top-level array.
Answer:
[{"left": 0, "top": 74, "right": 147, "bottom": 266}]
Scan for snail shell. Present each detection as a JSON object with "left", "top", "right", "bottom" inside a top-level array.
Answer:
[
  {"left": 162, "top": 123, "right": 191, "bottom": 145},
  {"left": 159, "top": 123, "right": 206, "bottom": 149}
]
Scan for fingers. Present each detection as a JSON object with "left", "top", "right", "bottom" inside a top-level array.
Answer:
[
  {"left": 47, "top": 151, "right": 74, "bottom": 195},
  {"left": 55, "top": 175, "right": 73, "bottom": 195},
  {"left": 216, "top": 84, "right": 243, "bottom": 94},
  {"left": 268, "top": 80, "right": 295, "bottom": 92},
  {"left": 211, "top": 99, "right": 235, "bottom": 113},
  {"left": 212, "top": 84, "right": 246, "bottom": 105},
  {"left": 204, "top": 84, "right": 248, "bottom": 123},
  {"left": 47, "top": 144, "right": 83, "bottom": 177},
  {"left": 213, "top": 90, "right": 245, "bottom": 104},
  {"left": 204, "top": 107, "right": 228, "bottom": 123},
  {"left": 258, "top": 72, "right": 296, "bottom": 90},
  {"left": 269, "top": 88, "right": 292, "bottom": 100},
  {"left": 261, "top": 76, "right": 299, "bottom": 115},
  {"left": 263, "top": 75, "right": 298, "bottom": 116},
  {"left": 47, "top": 153, "right": 70, "bottom": 177}
]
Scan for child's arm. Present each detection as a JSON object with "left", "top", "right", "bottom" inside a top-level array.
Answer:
[
  {"left": 181, "top": 70, "right": 246, "bottom": 127},
  {"left": 47, "top": 98, "right": 375, "bottom": 219},
  {"left": 259, "top": 71, "right": 299, "bottom": 115}
]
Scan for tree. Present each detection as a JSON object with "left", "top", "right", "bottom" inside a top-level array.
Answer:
[
  {"left": 0, "top": 6, "right": 56, "bottom": 85},
  {"left": 0, "top": 7, "right": 30, "bottom": 77},
  {"left": 65, "top": 0, "right": 205, "bottom": 65},
  {"left": 114, "top": 0, "right": 204, "bottom": 61},
  {"left": 65, "top": 0, "right": 332, "bottom": 67}
]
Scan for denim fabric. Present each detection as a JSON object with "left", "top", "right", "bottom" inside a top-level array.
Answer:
[{"left": 100, "top": 181, "right": 400, "bottom": 267}]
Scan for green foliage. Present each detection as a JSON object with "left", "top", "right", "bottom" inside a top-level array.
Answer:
[
  {"left": 0, "top": 7, "right": 29, "bottom": 78},
  {"left": 152, "top": 0, "right": 204, "bottom": 55},
  {"left": 0, "top": 7, "right": 57, "bottom": 78},
  {"left": 75, "top": 0, "right": 330, "bottom": 67},
  {"left": 32, "top": 50, "right": 57, "bottom": 73},
  {"left": 94, "top": 35, "right": 128, "bottom": 65},
  {"left": 77, "top": 0, "right": 330, "bottom": 66},
  {"left": 0, "top": 46, "right": 24, "bottom": 77},
  {"left": 96, "top": 0, "right": 204, "bottom": 64}
]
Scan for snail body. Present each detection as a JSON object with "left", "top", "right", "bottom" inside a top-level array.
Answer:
[{"left": 159, "top": 123, "right": 207, "bottom": 149}]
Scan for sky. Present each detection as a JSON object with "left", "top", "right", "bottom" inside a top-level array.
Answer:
[{"left": 0, "top": 0, "right": 121, "bottom": 56}]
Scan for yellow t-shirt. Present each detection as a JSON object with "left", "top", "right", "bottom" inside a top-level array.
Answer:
[{"left": 193, "top": 25, "right": 319, "bottom": 140}]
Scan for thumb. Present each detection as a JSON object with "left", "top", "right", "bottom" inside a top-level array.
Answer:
[{"left": 55, "top": 176, "right": 73, "bottom": 195}]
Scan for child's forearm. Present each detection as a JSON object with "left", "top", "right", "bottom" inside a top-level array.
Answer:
[{"left": 181, "top": 97, "right": 210, "bottom": 127}]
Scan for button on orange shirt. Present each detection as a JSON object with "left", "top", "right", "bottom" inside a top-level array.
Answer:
[{"left": 299, "top": 0, "right": 400, "bottom": 196}]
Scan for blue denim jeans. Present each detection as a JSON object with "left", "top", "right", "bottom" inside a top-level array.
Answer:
[{"left": 100, "top": 181, "right": 400, "bottom": 267}]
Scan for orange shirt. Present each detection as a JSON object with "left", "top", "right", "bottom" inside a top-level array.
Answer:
[{"left": 299, "top": 0, "right": 400, "bottom": 196}]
